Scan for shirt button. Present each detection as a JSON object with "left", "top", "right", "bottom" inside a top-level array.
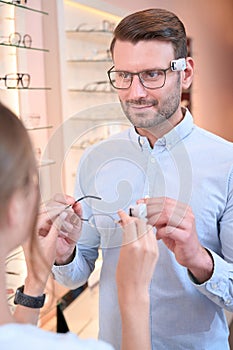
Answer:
[
  {"left": 225, "top": 298, "right": 231, "bottom": 305},
  {"left": 211, "top": 283, "right": 218, "bottom": 290},
  {"left": 151, "top": 157, "right": 156, "bottom": 163}
]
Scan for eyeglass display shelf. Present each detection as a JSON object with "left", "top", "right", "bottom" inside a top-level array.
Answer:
[
  {"left": 26, "top": 125, "right": 53, "bottom": 131},
  {"left": 71, "top": 115, "right": 124, "bottom": 121},
  {"left": 39, "top": 159, "right": 55, "bottom": 168},
  {"left": 0, "top": 87, "right": 52, "bottom": 90},
  {"left": 68, "top": 88, "right": 115, "bottom": 94},
  {"left": 0, "top": 1, "right": 49, "bottom": 15},
  {"left": 0, "top": 42, "right": 49, "bottom": 52},
  {"left": 71, "top": 136, "right": 109, "bottom": 150},
  {"left": 67, "top": 59, "right": 111, "bottom": 63},
  {"left": 66, "top": 29, "right": 113, "bottom": 34}
]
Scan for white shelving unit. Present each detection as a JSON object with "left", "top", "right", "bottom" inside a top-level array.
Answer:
[
  {"left": 0, "top": 0, "right": 58, "bottom": 202},
  {"left": 61, "top": 1, "right": 130, "bottom": 195},
  {"left": 0, "top": 0, "right": 66, "bottom": 313}
]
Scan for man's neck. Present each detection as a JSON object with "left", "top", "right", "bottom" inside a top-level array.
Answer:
[{"left": 136, "top": 108, "right": 186, "bottom": 148}]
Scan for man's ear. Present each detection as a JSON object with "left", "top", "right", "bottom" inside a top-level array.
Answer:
[{"left": 182, "top": 57, "right": 194, "bottom": 90}]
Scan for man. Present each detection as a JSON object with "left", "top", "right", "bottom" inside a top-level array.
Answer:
[{"left": 52, "top": 9, "right": 233, "bottom": 349}]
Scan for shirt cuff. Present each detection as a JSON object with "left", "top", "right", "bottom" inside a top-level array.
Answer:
[
  {"left": 52, "top": 247, "right": 77, "bottom": 275},
  {"left": 188, "top": 249, "right": 233, "bottom": 307}
]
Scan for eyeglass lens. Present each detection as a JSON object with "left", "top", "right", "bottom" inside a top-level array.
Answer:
[
  {"left": 87, "top": 214, "right": 117, "bottom": 230},
  {"left": 22, "top": 34, "right": 32, "bottom": 48},
  {"left": 9, "top": 32, "right": 21, "bottom": 46},
  {"left": 108, "top": 69, "right": 167, "bottom": 89},
  {"left": 67, "top": 195, "right": 117, "bottom": 230},
  {"left": 8, "top": 32, "right": 32, "bottom": 48}
]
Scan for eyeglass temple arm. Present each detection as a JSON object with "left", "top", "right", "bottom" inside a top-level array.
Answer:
[
  {"left": 75, "top": 195, "right": 102, "bottom": 203},
  {"left": 65, "top": 195, "right": 102, "bottom": 209}
]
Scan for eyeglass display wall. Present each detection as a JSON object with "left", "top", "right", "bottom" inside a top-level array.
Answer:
[
  {"left": 0, "top": 0, "right": 68, "bottom": 326},
  {"left": 63, "top": 1, "right": 120, "bottom": 116},
  {"left": 0, "top": 0, "right": 55, "bottom": 187},
  {"left": 61, "top": 1, "right": 130, "bottom": 196}
]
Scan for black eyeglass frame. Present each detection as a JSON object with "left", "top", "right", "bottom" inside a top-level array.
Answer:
[
  {"left": 63, "top": 195, "right": 118, "bottom": 230},
  {"left": 9, "top": 32, "right": 32, "bottom": 48},
  {"left": 107, "top": 66, "right": 171, "bottom": 90},
  {"left": 0, "top": 73, "right": 31, "bottom": 89},
  {"left": 107, "top": 58, "right": 187, "bottom": 90},
  {"left": 12, "top": 0, "right": 28, "bottom": 4},
  {"left": 64, "top": 195, "right": 102, "bottom": 210}
]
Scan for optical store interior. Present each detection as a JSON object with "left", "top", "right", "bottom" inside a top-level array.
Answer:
[{"left": 1, "top": 0, "right": 233, "bottom": 347}]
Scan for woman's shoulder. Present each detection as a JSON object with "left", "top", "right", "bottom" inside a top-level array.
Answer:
[{"left": 0, "top": 323, "right": 113, "bottom": 350}]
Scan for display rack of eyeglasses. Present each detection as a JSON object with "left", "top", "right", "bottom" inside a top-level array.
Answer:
[
  {"left": 65, "top": 22, "right": 115, "bottom": 95},
  {"left": 66, "top": 19, "right": 115, "bottom": 34},
  {"left": 66, "top": 29, "right": 113, "bottom": 34},
  {"left": 0, "top": 0, "right": 55, "bottom": 173},
  {"left": 0, "top": 2, "right": 51, "bottom": 88},
  {"left": 69, "top": 88, "right": 115, "bottom": 93},
  {"left": 0, "top": 42, "right": 49, "bottom": 52},
  {"left": 0, "top": 29, "right": 49, "bottom": 52},
  {"left": 0, "top": 37, "right": 49, "bottom": 52},
  {"left": 66, "top": 29, "right": 112, "bottom": 64},
  {"left": 0, "top": 0, "right": 48, "bottom": 15},
  {"left": 67, "top": 58, "right": 111, "bottom": 63},
  {"left": 68, "top": 79, "right": 116, "bottom": 93},
  {"left": 26, "top": 125, "right": 53, "bottom": 131},
  {"left": 0, "top": 73, "right": 51, "bottom": 90},
  {"left": 39, "top": 159, "right": 56, "bottom": 168}
]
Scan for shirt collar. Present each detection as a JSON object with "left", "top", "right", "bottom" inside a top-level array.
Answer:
[{"left": 130, "top": 108, "right": 194, "bottom": 151}]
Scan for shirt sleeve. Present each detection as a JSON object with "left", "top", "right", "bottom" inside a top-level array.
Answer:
[
  {"left": 52, "top": 150, "right": 100, "bottom": 289},
  {"left": 189, "top": 167, "right": 233, "bottom": 311},
  {"left": 188, "top": 249, "right": 233, "bottom": 311},
  {"left": 52, "top": 244, "right": 99, "bottom": 289}
]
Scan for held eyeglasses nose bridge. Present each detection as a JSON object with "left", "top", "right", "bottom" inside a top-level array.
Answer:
[{"left": 63, "top": 195, "right": 118, "bottom": 233}]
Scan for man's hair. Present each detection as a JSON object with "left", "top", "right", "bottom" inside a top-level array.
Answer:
[{"left": 110, "top": 8, "right": 187, "bottom": 59}]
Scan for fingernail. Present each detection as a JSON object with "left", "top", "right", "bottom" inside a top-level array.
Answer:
[{"left": 59, "top": 211, "right": 68, "bottom": 220}]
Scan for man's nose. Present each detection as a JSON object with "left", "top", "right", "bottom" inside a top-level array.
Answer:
[{"left": 126, "top": 75, "right": 147, "bottom": 99}]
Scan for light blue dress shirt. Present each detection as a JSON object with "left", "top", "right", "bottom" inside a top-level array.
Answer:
[{"left": 53, "top": 110, "right": 233, "bottom": 350}]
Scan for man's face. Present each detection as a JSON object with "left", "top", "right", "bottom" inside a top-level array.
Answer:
[{"left": 112, "top": 40, "right": 183, "bottom": 132}]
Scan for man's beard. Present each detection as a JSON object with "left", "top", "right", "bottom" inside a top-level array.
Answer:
[{"left": 120, "top": 79, "right": 181, "bottom": 130}]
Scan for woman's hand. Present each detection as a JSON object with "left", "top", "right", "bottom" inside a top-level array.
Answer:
[
  {"left": 38, "top": 193, "right": 83, "bottom": 266},
  {"left": 23, "top": 193, "right": 83, "bottom": 293},
  {"left": 23, "top": 214, "right": 61, "bottom": 295},
  {"left": 116, "top": 209, "right": 159, "bottom": 350},
  {"left": 116, "top": 210, "right": 158, "bottom": 298}
]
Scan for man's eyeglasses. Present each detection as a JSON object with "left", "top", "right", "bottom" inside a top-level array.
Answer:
[
  {"left": 0, "top": 32, "right": 32, "bottom": 48},
  {"left": 0, "top": 73, "right": 31, "bottom": 89},
  {"left": 107, "top": 58, "right": 187, "bottom": 90}
]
